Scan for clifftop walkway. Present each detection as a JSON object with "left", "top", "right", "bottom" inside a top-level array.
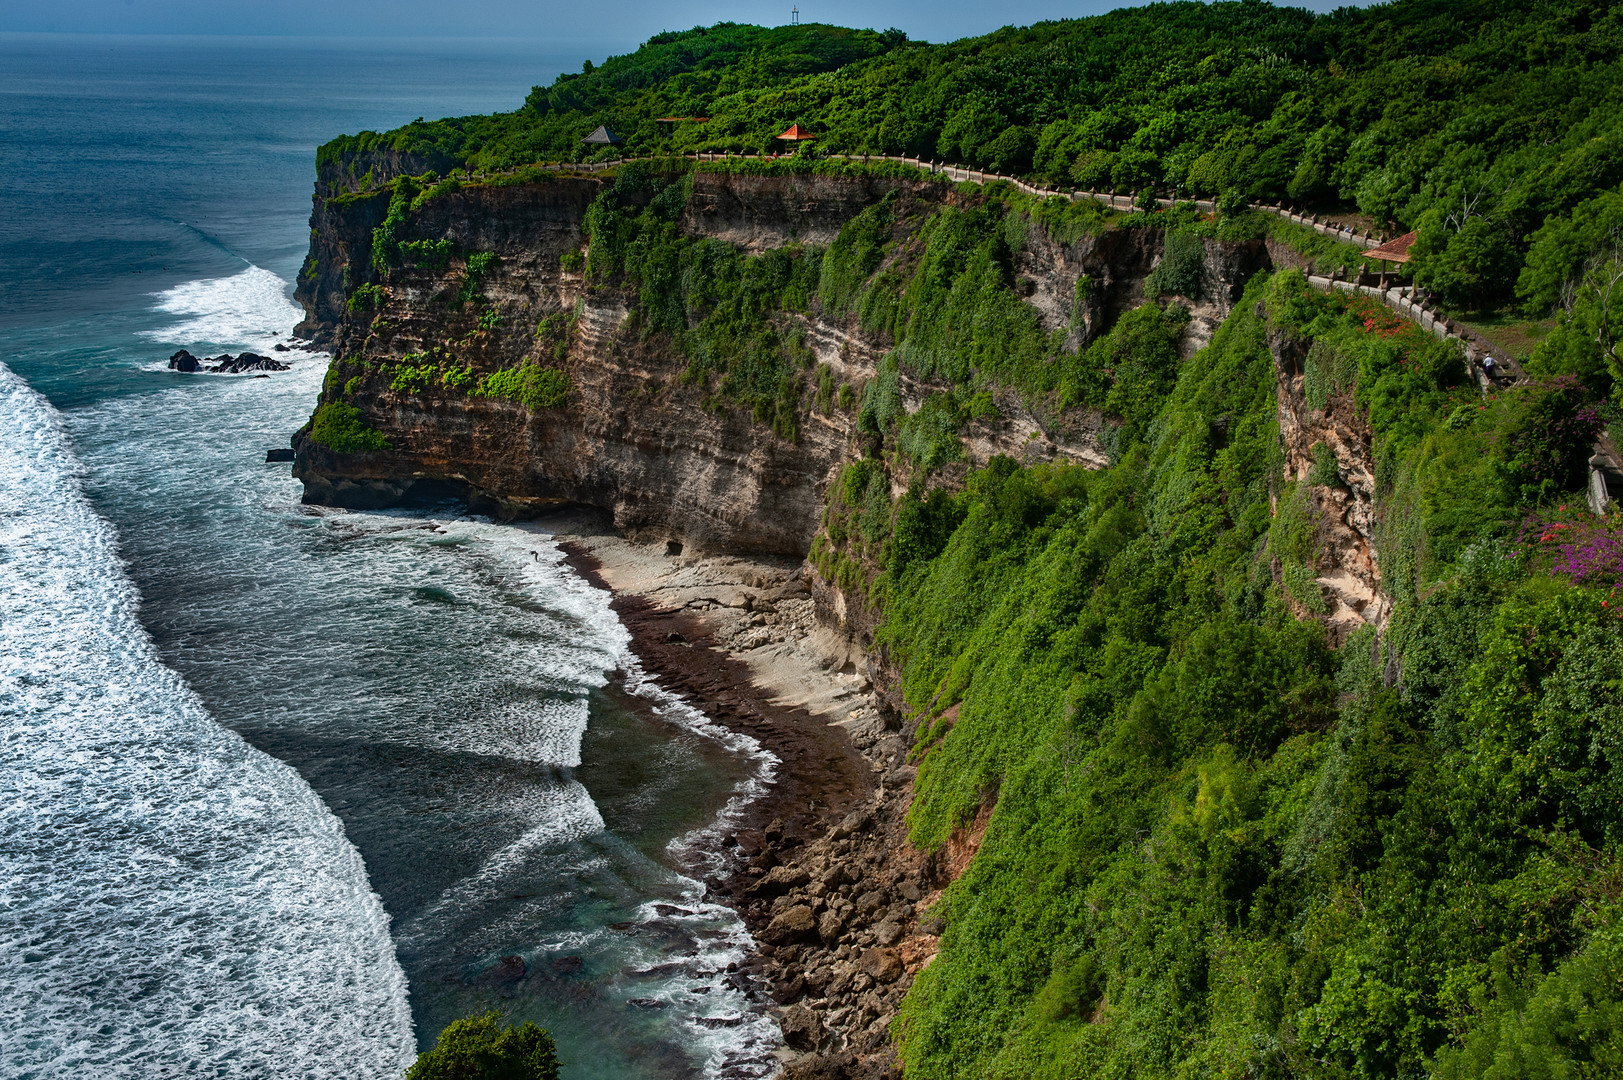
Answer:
[{"left": 475, "top": 150, "right": 1517, "bottom": 388}]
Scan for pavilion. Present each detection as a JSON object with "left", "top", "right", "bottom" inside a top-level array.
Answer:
[{"left": 1362, "top": 230, "right": 1417, "bottom": 286}]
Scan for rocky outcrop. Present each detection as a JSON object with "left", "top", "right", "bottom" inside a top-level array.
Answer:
[
  {"left": 1059, "top": 229, "right": 1268, "bottom": 353},
  {"left": 1269, "top": 327, "right": 1389, "bottom": 641},
  {"left": 289, "top": 172, "right": 1138, "bottom": 554},
  {"left": 168, "top": 349, "right": 290, "bottom": 373}
]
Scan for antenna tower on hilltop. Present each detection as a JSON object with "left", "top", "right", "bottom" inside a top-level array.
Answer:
[{"left": 792, "top": 6, "right": 800, "bottom": 25}]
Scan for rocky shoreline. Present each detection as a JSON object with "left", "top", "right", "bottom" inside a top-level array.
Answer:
[{"left": 549, "top": 525, "right": 962, "bottom": 1080}]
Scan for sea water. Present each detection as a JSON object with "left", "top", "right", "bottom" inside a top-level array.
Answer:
[{"left": 1, "top": 35, "right": 778, "bottom": 1078}]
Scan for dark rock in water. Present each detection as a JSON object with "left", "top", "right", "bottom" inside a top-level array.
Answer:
[
  {"left": 627, "top": 997, "right": 670, "bottom": 1009},
  {"left": 626, "top": 960, "right": 692, "bottom": 979},
  {"left": 253, "top": 373, "right": 270, "bottom": 379},
  {"left": 477, "top": 955, "right": 526, "bottom": 984},
  {"left": 265, "top": 449, "right": 295, "bottom": 463},
  {"left": 549, "top": 955, "right": 585, "bottom": 975},
  {"left": 273, "top": 343, "right": 290, "bottom": 352},
  {"left": 206, "top": 352, "right": 291, "bottom": 374},
  {"left": 653, "top": 904, "right": 694, "bottom": 917},
  {"left": 168, "top": 350, "right": 201, "bottom": 372},
  {"left": 693, "top": 1014, "right": 746, "bottom": 1028}
]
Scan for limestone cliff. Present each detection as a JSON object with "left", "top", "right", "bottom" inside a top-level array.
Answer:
[{"left": 291, "top": 165, "right": 1270, "bottom": 559}]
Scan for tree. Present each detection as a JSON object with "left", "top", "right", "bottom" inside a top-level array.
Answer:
[
  {"left": 406, "top": 1012, "right": 562, "bottom": 1080},
  {"left": 1411, "top": 212, "right": 1518, "bottom": 313}
]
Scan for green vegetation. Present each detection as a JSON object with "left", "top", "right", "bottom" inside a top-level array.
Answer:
[
  {"left": 477, "top": 361, "right": 571, "bottom": 410},
  {"left": 347, "top": 282, "right": 385, "bottom": 312},
  {"left": 400, "top": 237, "right": 454, "bottom": 270},
  {"left": 406, "top": 1012, "right": 561, "bottom": 1080},
  {"left": 581, "top": 164, "right": 820, "bottom": 435},
  {"left": 802, "top": 268, "right": 1618, "bottom": 1079},
  {"left": 308, "top": 401, "right": 390, "bottom": 453},
  {"left": 324, "top": 0, "right": 1623, "bottom": 324},
  {"left": 455, "top": 252, "right": 498, "bottom": 309}
]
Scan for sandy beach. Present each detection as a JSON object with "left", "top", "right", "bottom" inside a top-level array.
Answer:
[{"left": 535, "top": 517, "right": 946, "bottom": 1080}]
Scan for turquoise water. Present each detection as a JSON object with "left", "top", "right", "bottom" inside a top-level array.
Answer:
[{"left": 0, "top": 35, "right": 776, "bottom": 1078}]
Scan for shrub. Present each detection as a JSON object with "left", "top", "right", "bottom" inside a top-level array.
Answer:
[
  {"left": 308, "top": 401, "right": 390, "bottom": 452},
  {"left": 389, "top": 364, "right": 436, "bottom": 394},
  {"left": 1492, "top": 377, "right": 1603, "bottom": 503},
  {"left": 1302, "top": 339, "right": 1357, "bottom": 411},
  {"left": 455, "top": 252, "right": 499, "bottom": 308},
  {"left": 369, "top": 179, "right": 416, "bottom": 273},
  {"left": 1145, "top": 229, "right": 1205, "bottom": 300},
  {"left": 399, "top": 238, "right": 454, "bottom": 270},
  {"left": 347, "top": 283, "right": 385, "bottom": 312},
  {"left": 477, "top": 361, "right": 570, "bottom": 410},
  {"left": 1308, "top": 441, "right": 1341, "bottom": 487},
  {"left": 406, "top": 1011, "right": 561, "bottom": 1080}
]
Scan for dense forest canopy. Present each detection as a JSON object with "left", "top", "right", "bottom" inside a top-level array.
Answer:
[{"left": 324, "top": 0, "right": 1623, "bottom": 315}]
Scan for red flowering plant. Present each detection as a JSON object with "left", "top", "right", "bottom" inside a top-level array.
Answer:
[
  {"left": 1515, "top": 504, "right": 1623, "bottom": 612},
  {"left": 1322, "top": 290, "right": 1409, "bottom": 338}
]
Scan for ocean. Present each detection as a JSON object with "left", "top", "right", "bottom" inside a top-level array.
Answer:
[{"left": 0, "top": 34, "right": 777, "bottom": 1079}]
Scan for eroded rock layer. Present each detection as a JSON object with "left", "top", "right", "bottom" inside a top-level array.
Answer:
[{"left": 292, "top": 170, "right": 1283, "bottom": 558}]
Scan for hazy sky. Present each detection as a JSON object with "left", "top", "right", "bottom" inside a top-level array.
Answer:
[{"left": 0, "top": 0, "right": 1354, "bottom": 52}]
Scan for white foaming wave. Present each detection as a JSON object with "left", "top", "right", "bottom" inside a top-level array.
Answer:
[
  {"left": 0, "top": 364, "right": 415, "bottom": 1078},
  {"left": 506, "top": 532, "right": 784, "bottom": 1079},
  {"left": 392, "top": 780, "right": 608, "bottom": 950},
  {"left": 137, "top": 265, "right": 318, "bottom": 361},
  {"left": 396, "top": 524, "right": 785, "bottom": 1076},
  {"left": 619, "top": 891, "right": 785, "bottom": 1080},
  {"left": 478, "top": 696, "right": 592, "bottom": 768},
  {"left": 623, "top": 658, "right": 780, "bottom": 884}
]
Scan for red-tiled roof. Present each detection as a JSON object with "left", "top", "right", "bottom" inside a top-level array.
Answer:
[
  {"left": 777, "top": 124, "right": 816, "bottom": 140},
  {"left": 1364, "top": 230, "right": 1418, "bottom": 264}
]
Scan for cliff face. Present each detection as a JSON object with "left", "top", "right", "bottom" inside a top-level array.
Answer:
[
  {"left": 1270, "top": 327, "right": 1388, "bottom": 640},
  {"left": 295, "top": 173, "right": 864, "bottom": 554},
  {"left": 291, "top": 167, "right": 1275, "bottom": 557}
]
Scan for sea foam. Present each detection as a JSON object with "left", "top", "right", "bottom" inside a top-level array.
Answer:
[
  {"left": 0, "top": 362, "right": 415, "bottom": 1077},
  {"left": 138, "top": 264, "right": 314, "bottom": 358}
]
